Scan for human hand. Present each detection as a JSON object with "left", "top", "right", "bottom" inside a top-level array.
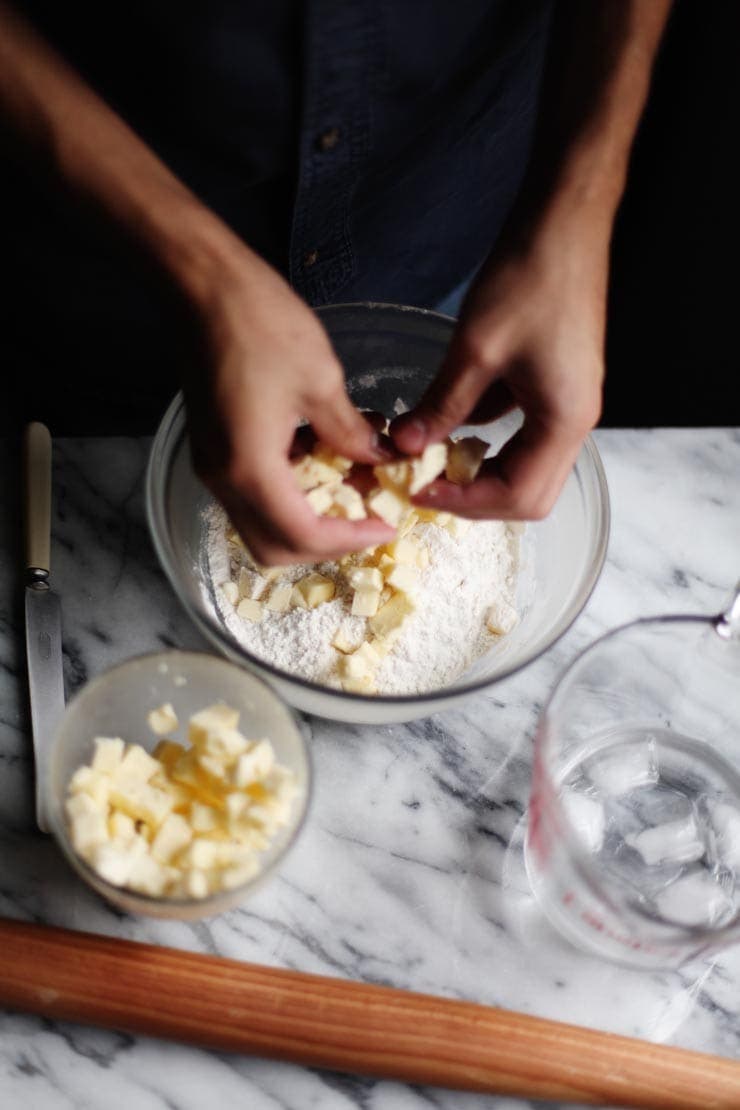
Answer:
[
  {"left": 391, "top": 211, "right": 608, "bottom": 520},
  {"left": 184, "top": 255, "right": 394, "bottom": 565}
]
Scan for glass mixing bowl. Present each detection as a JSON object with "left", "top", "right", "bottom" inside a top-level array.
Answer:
[{"left": 146, "top": 303, "right": 610, "bottom": 724}]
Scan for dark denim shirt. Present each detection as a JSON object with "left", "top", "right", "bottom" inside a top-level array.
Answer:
[{"left": 4, "top": 1, "right": 553, "bottom": 428}]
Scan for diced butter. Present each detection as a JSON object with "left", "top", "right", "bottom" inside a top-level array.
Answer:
[
  {"left": 348, "top": 566, "right": 383, "bottom": 591},
  {"left": 408, "top": 442, "right": 448, "bottom": 495},
  {"left": 127, "top": 854, "right": 172, "bottom": 897},
  {"left": 367, "top": 487, "right": 405, "bottom": 528},
  {"left": 189, "top": 801, "right": 220, "bottom": 833},
  {"left": 152, "top": 739, "right": 185, "bottom": 769},
  {"left": 385, "top": 563, "right": 419, "bottom": 595},
  {"left": 233, "top": 739, "right": 275, "bottom": 788},
  {"left": 70, "top": 811, "right": 109, "bottom": 856},
  {"left": 264, "top": 582, "right": 294, "bottom": 613},
  {"left": 306, "top": 484, "right": 335, "bottom": 515},
  {"left": 151, "top": 813, "right": 193, "bottom": 863},
  {"left": 369, "top": 591, "right": 416, "bottom": 638},
  {"left": 398, "top": 510, "right": 419, "bottom": 537},
  {"left": 373, "top": 460, "right": 410, "bottom": 492},
  {"left": 236, "top": 597, "right": 263, "bottom": 623},
  {"left": 351, "top": 587, "right": 381, "bottom": 617},
  {"left": 293, "top": 572, "right": 335, "bottom": 608},
  {"left": 147, "top": 703, "right": 178, "bottom": 737},
  {"left": 115, "top": 744, "right": 161, "bottom": 784},
  {"left": 445, "top": 435, "right": 488, "bottom": 484},
  {"left": 238, "top": 566, "right": 267, "bottom": 601},
  {"left": 189, "top": 704, "right": 240, "bottom": 745},
  {"left": 313, "top": 445, "right": 353, "bottom": 474},
  {"left": 331, "top": 623, "right": 363, "bottom": 654},
  {"left": 385, "top": 537, "right": 418, "bottom": 565},
  {"left": 90, "top": 736, "right": 125, "bottom": 774},
  {"left": 328, "top": 482, "right": 367, "bottom": 521},
  {"left": 444, "top": 514, "right": 473, "bottom": 540},
  {"left": 292, "top": 454, "right": 344, "bottom": 490},
  {"left": 108, "top": 780, "right": 175, "bottom": 828},
  {"left": 109, "top": 811, "right": 136, "bottom": 841}
]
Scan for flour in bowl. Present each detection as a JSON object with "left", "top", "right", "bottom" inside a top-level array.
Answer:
[{"left": 205, "top": 504, "right": 522, "bottom": 696}]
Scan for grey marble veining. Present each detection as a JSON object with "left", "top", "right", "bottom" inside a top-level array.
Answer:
[{"left": 1, "top": 428, "right": 740, "bottom": 1109}]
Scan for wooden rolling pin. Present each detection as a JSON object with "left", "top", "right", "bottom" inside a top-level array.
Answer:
[{"left": 0, "top": 916, "right": 737, "bottom": 1108}]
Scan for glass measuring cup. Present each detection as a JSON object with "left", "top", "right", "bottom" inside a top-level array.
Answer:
[{"left": 525, "top": 586, "right": 740, "bottom": 968}]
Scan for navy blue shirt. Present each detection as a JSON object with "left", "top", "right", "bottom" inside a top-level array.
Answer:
[{"left": 4, "top": 1, "right": 553, "bottom": 430}]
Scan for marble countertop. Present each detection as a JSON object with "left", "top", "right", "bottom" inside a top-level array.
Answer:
[{"left": 1, "top": 428, "right": 740, "bottom": 1110}]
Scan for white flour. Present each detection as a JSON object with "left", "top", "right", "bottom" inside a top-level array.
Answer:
[{"left": 204, "top": 505, "right": 521, "bottom": 696}]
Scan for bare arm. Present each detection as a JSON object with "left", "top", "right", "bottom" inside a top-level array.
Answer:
[
  {"left": 0, "top": 2, "right": 392, "bottom": 562},
  {"left": 393, "top": 0, "right": 673, "bottom": 520}
]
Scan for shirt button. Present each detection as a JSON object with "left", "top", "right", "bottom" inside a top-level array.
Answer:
[
  {"left": 316, "top": 126, "right": 340, "bottom": 152},
  {"left": 303, "top": 249, "right": 319, "bottom": 268}
]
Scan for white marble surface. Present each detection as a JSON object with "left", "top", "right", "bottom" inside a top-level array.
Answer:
[{"left": 1, "top": 428, "right": 740, "bottom": 1109}]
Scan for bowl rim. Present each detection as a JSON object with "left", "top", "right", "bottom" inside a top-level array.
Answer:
[
  {"left": 145, "top": 301, "right": 611, "bottom": 708},
  {"left": 47, "top": 648, "right": 312, "bottom": 915}
]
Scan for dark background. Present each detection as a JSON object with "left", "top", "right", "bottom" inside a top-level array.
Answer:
[{"left": 602, "top": 0, "right": 737, "bottom": 427}]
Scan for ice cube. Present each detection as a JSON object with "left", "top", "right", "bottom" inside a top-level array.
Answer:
[
  {"left": 561, "top": 789, "right": 605, "bottom": 854},
  {"left": 653, "top": 870, "right": 735, "bottom": 928},
  {"left": 711, "top": 802, "right": 740, "bottom": 870},
  {"left": 625, "top": 815, "right": 704, "bottom": 867},
  {"left": 587, "top": 738, "right": 659, "bottom": 796}
]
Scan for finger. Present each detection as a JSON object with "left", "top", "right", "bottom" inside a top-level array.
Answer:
[
  {"left": 304, "top": 387, "right": 393, "bottom": 465},
  {"left": 412, "top": 416, "right": 585, "bottom": 521},
  {"left": 390, "top": 340, "right": 502, "bottom": 454}
]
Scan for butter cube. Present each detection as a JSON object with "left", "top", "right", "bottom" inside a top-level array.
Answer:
[
  {"left": 116, "top": 744, "right": 161, "bottom": 784},
  {"left": 91, "top": 841, "right": 141, "bottom": 887},
  {"left": 386, "top": 563, "right": 419, "bottom": 594},
  {"left": 70, "top": 811, "right": 109, "bottom": 857},
  {"left": 127, "top": 854, "right": 172, "bottom": 897},
  {"left": 238, "top": 566, "right": 267, "bottom": 600},
  {"left": 367, "top": 487, "right": 406, "bottom": 528},
  {"left": 108, "top": 780, "right": 174, "bottom": 828},
  {"left": 181, "top": 869, "right": 210, "bottom": 899},
  {"left": 339, "top": 641, "right": 381, "bottom": 686},
  {"left": 292, "top": 454, "right": 343, "bottom": 490},
  {"left": 220, "top": 580, "right": 239, "bottom": 607},
  {"left": 369, "top": 592, "right": 415, "bottom": 638},
  {"left": 233, "top": 739, "right": 275, "bottom": 788},
  {"left": 313, "top": 445, "right": 353, "bottom": 474},
  {"left": 172, "top": 750, "right": 224, "bottom": 807},
  {"left": 328, "top": 482, "right": 367, "bottom": 521},
  {"left": 306, "top": 484, "right": 335, "bottom": 515},
  {"left": 188, "top": 703, "right": 239, "bottom": 747},
  {"left": 197, "top": 753, "right": 228, "bottom": 781},
  {"left": 486, "top": 599, "right": 519, "bottom": 636},
  {"left": 66, "top": 791, "right": 101, "bottom": 822},
  {"left": 151, "top": 813, "right": 193, "bottom": 863},
  {"left": 348, "top": 566, "right": 383, "bottom": 591},
  {"left": 152, "top": 739, "right": 185, "bottom": 769},
  {"left": 236, "top": 597, "right": 263, "bottom": 623},
  {"left": 264, "top": 582, "right": 294, "bottom": 612},
  {"left": 225, "top": 792, "right": 248, "bottom": 822},
  {"left": 408, "top": 442, "right": 448, "bottom": 495},
  {"left": 190, "top": 801, "right": 220, "bottom": 833},
  {"left": 385, "top": 537, "right": 418, "bottom": 565},
  {"left": 341, "top": 673, "right": 377, "bottom": 695},
  {"left": 90, "top": 737, "right": 125, "bottom": 774},
  {"left": 373, "top": 460, "right": 410, "bottom": 492},
  {"left": 70, "top": 767, "right": 111, "bottom": 808},
  {"left": 293, "top": 573, "right": 335, "bottom": 608},
  {"left": 147, "top": 703, "right": 178, "bottom": 737},
  {"left": 446, "top": 435, "right": 488, "bottom": 484},
  {"left": 351, "top": 587, "right": 381, "bottom": 617},
  {"left": 109, "top": 811, "right": 136, "bottom": 841}
]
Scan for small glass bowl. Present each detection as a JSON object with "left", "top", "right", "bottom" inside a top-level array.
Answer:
[{"left": 46, "top": 650, "right": 311, "bottom": 920}]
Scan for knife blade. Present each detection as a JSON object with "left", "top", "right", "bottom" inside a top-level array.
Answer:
[{"left": 23, "top": 422, "right": 65, "bottom": 833}]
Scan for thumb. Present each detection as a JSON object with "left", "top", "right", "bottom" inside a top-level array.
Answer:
[
  {"left": 392, "top": 343, "right": 497, "bottom": 454},
  {"left": 303, "top": 383, "right": 391, "bottom": 465}
]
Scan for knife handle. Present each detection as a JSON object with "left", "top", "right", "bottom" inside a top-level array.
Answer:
[{"left": 24, "top": 421, "right": 53, "bottom": 578}]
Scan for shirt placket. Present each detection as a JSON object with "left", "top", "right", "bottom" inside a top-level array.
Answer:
[{"left": 290, "top": 1, "right": 376, "bottom": 306}]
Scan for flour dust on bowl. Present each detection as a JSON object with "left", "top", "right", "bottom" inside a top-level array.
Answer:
[
  {"left": 46, "top": 651, "right": 311, "bottom": 920},
  {"left": 146, "top": 303, "right": 610, "bottom": 724}
]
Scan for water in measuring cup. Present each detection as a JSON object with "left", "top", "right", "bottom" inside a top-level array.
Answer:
[{"left": 560, "top": 727, "right": 740, "bottom": 932}]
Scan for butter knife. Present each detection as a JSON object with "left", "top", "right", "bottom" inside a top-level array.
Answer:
[{"left": 23, "top": 422, "right": 65, "bottom": 833}]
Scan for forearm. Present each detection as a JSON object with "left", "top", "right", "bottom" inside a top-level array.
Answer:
[
  {"left": 514, "top": 0, "right": 672, "bottom": 235},
  {"left": 0, "top": 2, "right": 269, "bottom": 307}
]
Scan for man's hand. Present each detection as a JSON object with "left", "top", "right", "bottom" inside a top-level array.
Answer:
[
  {"left": 393, "top": 0, "right": 672, "bottom": 521},
  {"left": 392, "top": 203, "right": 608, "bottom": 520},
  {"left": 185, "top": 260, "right": 394, "bottom": 565}
]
